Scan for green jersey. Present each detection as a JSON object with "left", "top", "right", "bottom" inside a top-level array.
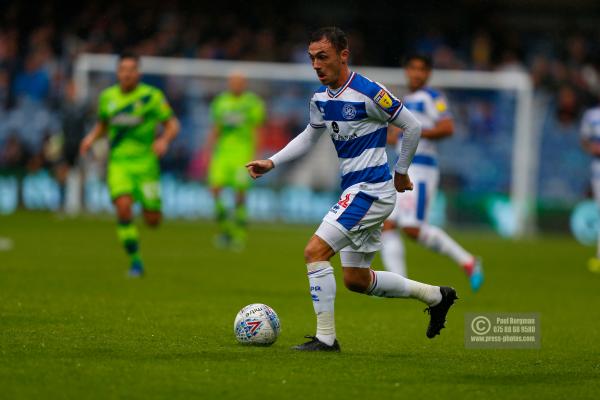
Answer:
[
  {"left": 97, "top": 83, "right": 173, "bottom": 162},
  {"left": 210, "top": 91, "right": 265, "bottom": 156}
]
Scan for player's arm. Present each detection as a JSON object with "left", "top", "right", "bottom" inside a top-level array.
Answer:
[
  {"left": 422, "top": 93, "right": 453, "bottom": 140},
  {"left": 390, "top": 107, "right": 422, "bottom": 192},
  {"left": 80, "top": 121, "right": 108, "bottom": 155},
  {"left": 151, "top": 89, "right": 180, "bottom": 157},
  {"left": 81, "top": 90, "right": 110, "bottom": 155},
  {"left": 421, "top": 117, "right": 454, "bottom": 140},
  {"left": 153, "top": 116, "right": 180, "bottom": 157},
  {"left": 246, "top": 124, "right": 324, "bottom": 179}
]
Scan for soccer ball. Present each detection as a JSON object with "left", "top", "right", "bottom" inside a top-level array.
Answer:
[{"left": 234, "top": 303, "right": 281, "bottom": 345}]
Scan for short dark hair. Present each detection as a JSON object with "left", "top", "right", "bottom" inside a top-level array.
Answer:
[
  {"left": 403, "top": 53, "right": 433, "bottom": 69},
  {"left": 309, "top": 27, "right": 349, "bottom": 53},
  {"left": 119, "top": 52, "right": 140, "bottom": 64}
]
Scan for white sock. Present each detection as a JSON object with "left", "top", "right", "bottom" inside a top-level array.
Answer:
[
  {"left": 367, "top": 270, "right": 442, "bottom": 306},
  {"left": 381, "top": 230, "right": 407, "bottom": 276},
  {"left": 307, "top": 261, "right": 336, "bottom": 346},
  {"left": 418, "top": 224, "right": 473, "bottom": 267}
]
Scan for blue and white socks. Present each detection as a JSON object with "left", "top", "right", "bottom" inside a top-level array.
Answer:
[
  {"left": 368, "top": 270, "right": 442, "bottom": 306},
  {"left": 307, "top": 261, "right": 336, "bottom": 346},
  {"left": 418, "top": 224, "right": 473, "bottom": 269}
]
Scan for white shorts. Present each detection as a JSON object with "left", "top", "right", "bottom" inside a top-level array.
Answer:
[
  {"left": 388, "top": 160, "right": 439, "bottom": 227},
  {"left": 315, "top": 189, "right": 396, "bottom": 268},
  {"left": 592, "top": 160, "right": 600, "bottom": 204}
]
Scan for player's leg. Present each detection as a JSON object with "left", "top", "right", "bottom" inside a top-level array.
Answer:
[
  {"left": 400, "top": 166, "right": 483, "bottom": 291},
  {"left": 381, "top": 196, "right": 407, "bottom": 276},
  {"left": 293, "top": 193, "right": 366, "bottom": 351},
  {"left": 341, "top": 246, "right": 458, "bottom": 339},
  {"left": 410, "top": 225, "right": 484, "bottom": 292},
  {"left": 293, "top": 230, "right": 344, "bottom": 351},
  {"left": 138, "top": 177, "right": 162, "bottom": 228},
  {"left": 143, "top": 210, "right": 161, "bottom": 227},
  {"left": 341, "top": 252, "right": 441, "bottom": 304},
  {"left": 135, "top": 159, "right": 163, "bottom": 229},
  {"left": 208, "top": 156, "right": 232, "bottom": 246},
  {"left": 108, "top": 162, "right": 144, "bottom": 276},
  {"left": 211, "top": 186, "right": 232, "bottom": 247},
  {"left": 113, "top": 195, "right": 144, "bottom": 277},
  {"left": 296, "top": 191, "right": 406, "bottom": 351},
  {"left": 230, "top": 163, "right": 252, "bottom": 250},
  {"left": 340, "top": 192, "right": 457, "bottom": 338},
  {"left": 589, "top": 162, "right": 600, "bottom": 272}
]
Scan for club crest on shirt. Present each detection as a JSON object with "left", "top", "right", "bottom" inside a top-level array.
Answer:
[
  {"left": 342, "top": 103, "right": 357, "bottom": 120},
  {"left": 374, "top": 89, "right": 393, "bottom": 109}
]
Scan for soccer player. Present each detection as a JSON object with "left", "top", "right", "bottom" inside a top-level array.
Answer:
[
  {"left": 205, "top": 72, "right": 265, "bottom": 250},
  {"left": 246, "top": 27, "right": 458, "bottom": 352},
  {"left": 79, "top": 53, "right": 180, "bottom": 277},
  {"left": 581, "top": 102, "right": 600, "bottom": 273},
  {"left": 382, "top": 54, "right": 484, "bottom": 292}
]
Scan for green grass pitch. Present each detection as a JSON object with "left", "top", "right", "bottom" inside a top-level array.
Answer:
[{"left": 1, "top": 212, "right": 599, "bottom": 399}]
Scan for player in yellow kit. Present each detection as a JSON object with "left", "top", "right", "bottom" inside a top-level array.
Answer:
[
  {"left": 80, "top": 53, "right": 180, "bottom": 276},
  {"left": 205, "top": 72, "right": 265, "bottom": 250}
]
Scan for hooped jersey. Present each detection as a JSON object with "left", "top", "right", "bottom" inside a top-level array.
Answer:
[
  {"left": 309, "top": 71, "right": 403, "bottom": 196},
  {"left": 396, "top": 87, "right": 452, "bottom": 165},
  {"left": 581, "top": 106, "right": 600, "bottom": 155}
]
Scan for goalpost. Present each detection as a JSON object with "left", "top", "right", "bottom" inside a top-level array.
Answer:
[{"left": 74, "top": 53, "right": 536, "bottom": 237}]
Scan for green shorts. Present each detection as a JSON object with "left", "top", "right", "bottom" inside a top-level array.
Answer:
[
  {"left": 208, "top": 152, "right": 252, "bottom": 190},
  {"left": 107, "top": 157, "right": 161, "bottom": 211}
]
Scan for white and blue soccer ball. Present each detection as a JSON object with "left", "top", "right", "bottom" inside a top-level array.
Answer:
[{"left": 234, "top": 303, "right": 281, "bottom": 345}]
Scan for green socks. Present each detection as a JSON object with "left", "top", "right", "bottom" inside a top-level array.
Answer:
[
  {"left": 214, "top": 196, "right": 248, "bottom": 247},
  {"left": 117, "top": 220, "right": 141, "bottom": 265},
  {"left": 231, "top": 205, "right": 248, "bottom": 244}
]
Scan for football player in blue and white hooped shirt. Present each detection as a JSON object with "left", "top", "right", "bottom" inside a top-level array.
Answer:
[
  {"left": 383, "top": 54, "right": 484, "bottom": 292},
  {"left": 580, "top": 103, "right": 600, "bottom": 272},
  {"left": 246, "top": 28, "right": 458, "bottom": 352}
]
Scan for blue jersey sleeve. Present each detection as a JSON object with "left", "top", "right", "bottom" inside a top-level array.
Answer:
[{"left": 309, "top": 96, "right": 326, "bottom": 129}]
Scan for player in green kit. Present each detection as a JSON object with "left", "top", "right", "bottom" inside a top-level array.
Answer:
[
  {"left": 80, "top": 53, "right": 180, "bottom": 277},
  {"left": 205, "top": 72, "right": 265, "bottom": 250}
]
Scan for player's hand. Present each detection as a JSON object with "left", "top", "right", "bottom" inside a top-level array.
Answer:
[
  {"left": 79, "top": 135, "right": 95, "bottom": 156},
  {"left": 152, "top": 137, "right": 170, "bottom": 158},
  {"left": 394, "top": 172, "right": 413, "bottom": 192},
  {"left": 245, "top": 159, "right": 274, "bottom": 179}
]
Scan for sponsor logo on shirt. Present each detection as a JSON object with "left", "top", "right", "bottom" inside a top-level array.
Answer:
[
  {"left": 111, "top": 114, "right": 143, "bottom": 126},
  {"left": 331, "top": 132, "right": 358, "bottom": 141},
  {"left": 332, "top": 121, "right": 340, "bottom": 133}
]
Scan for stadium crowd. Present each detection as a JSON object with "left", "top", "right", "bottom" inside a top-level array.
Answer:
[{"left": 0, "top": 1, "right": 598, "bottom": 203}]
